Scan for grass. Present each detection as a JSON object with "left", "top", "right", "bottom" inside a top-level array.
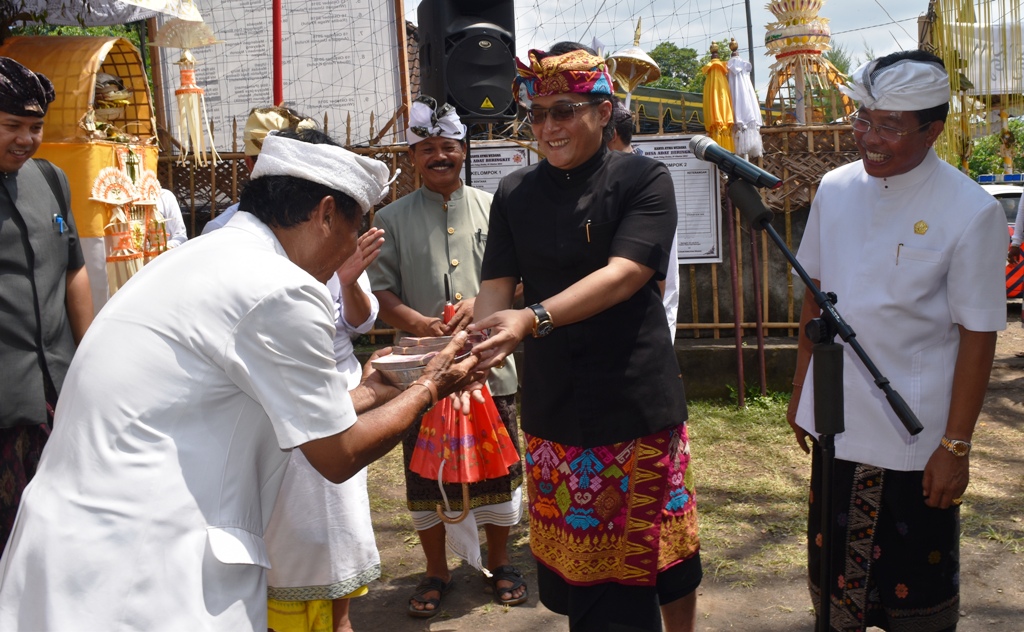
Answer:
[
  {"left": 686, "top": 392, "right": 809, "bottom": 585},
  {"left": 367, "top": 388, "right": 1024, "bottom": 591}
]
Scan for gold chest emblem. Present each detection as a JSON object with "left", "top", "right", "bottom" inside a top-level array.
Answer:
[{"left": 914, "top": 220, "right": 928, "bottom": 235}]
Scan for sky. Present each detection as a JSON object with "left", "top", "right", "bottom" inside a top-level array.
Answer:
[{"left": 402, "top": 0, "right": 924, "bottom": 96}]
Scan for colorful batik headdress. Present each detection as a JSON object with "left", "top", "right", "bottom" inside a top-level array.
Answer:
[{"left": 513, "top": 48, "right": 615, "bottom": 103}]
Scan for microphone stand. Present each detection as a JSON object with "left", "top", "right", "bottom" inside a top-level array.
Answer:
[{"left": 726, "top": 178, "right": 923, "bottom": 632}]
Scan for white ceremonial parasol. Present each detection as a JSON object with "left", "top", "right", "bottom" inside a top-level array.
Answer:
[
  {"left": 606, "top": 18, "right": 661, "bottom": 108},
  {"left": 727, "top": 39, "right": 764, "bottom": 158},
  {"left": 149, "top": 18, "right": 222, "bottom": 166}
]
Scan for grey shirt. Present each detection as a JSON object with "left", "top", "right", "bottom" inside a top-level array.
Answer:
[
  {"left": 0, "top": 159, "right": 84, "bottom": 428},
  {"left": 369, "top": 184, "right": 517, "bottom": 396}
]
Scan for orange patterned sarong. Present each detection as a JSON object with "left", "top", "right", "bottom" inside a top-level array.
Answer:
[{"left": 525, "top": 423, "right": 700, "bottom": 587}]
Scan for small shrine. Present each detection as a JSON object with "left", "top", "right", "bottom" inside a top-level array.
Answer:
[
  {"left": 0, "top": 36, "right": 168, "bottom": 297},
  {"left": 762, "top": 0, "right": 854, "bottom": 125}
]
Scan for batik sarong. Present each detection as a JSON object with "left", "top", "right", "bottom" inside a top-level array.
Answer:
[
  {"left": 0, "top": 377, "right": 54, "bottom": 553},
  {"left": 809, "top": 450, "right": 960, "bottom": 632},
  {"left": 525, "top": 422, "right": 700, "bottom": 587}
]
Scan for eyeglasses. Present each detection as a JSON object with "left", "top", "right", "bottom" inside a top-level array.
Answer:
[
  {"left": 849, "top": 114, "right": 930, "bottom": 142},
  {"left": 526, "top": 101, "right": 600, "bottom": 125}
]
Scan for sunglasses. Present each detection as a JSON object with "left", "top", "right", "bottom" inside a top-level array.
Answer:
[{"left": 525, "top": 101, "right": 601, "bottom": 125}]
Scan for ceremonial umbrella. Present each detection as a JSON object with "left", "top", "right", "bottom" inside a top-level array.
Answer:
[
  {"left": 701, "top": 43, "right": 735, "bottom": 151},
  {"left": 149, "top": 18, "right": 221, "bottom": 166},
  {"left": 727, "top": 40, "right": 764, "bottom": 158},
  {"left": 606, "top": 18, "right": 660, "bottom": 108}
]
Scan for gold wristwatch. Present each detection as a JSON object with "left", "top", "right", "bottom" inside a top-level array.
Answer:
[
  {"left": 529, "top": 303, "right": 554, "bottom": 338},
  {"left": 940, "top": 435, "right": 971, "bottom": 457}
]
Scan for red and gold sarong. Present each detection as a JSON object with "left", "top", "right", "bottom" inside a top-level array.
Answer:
[{"left": 525, "top": 423, "right": 699, "bottom": 587}]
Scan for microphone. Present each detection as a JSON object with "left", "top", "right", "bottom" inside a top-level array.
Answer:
[{"left": 689, "top": 135, "right": 783, "bottom": 190}]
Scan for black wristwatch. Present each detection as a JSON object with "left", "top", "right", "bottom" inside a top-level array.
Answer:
[{"left": 529, "top": 303, "right": 554, "bottom": 338}]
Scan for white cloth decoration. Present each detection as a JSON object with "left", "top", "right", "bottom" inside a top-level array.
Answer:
[
  {"left": 407, "top": 96, "right": 467, "bottom": 145},
  {"left": 251, "top": 134, "right": 397, "bottom": 213},
  {"left": 727, "top": 56, "right": 764, "bottom": 158},
  {"left": 839, "top": 59, "right": 950, "bottom": 111}
]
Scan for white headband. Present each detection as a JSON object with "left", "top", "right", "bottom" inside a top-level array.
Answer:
[
  {"left": 251, "top": 134, "right": 397, "bottom": 213},
  {"left": 406, "top": 96, "right": 466, "bottom": 145},
  {"left": 839, "top": 58, "right": 950, "bottom": 111}
]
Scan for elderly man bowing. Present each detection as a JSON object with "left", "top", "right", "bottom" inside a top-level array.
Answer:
[
  {"left": 787, "top": 50, "right": 1006, "bottom": 631},
  {"left": 0, "top": 133, "right": 479, "bottom": 631}
]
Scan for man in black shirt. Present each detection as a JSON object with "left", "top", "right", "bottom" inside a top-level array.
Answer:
[{"left": 472, "top": 43, "right": 702, "bottom": 632}]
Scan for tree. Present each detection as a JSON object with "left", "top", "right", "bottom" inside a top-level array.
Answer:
[
  {"left": 2, "top": 1, "right": 99, "bottom": 42},
  {"left": 684, "top": 39, "right": 731, "bottom": 94},
  {"left": 816, "top": 43, "right": 854, "bottom": 122},
  {"left": 824, "top": 44, "right": 853, "bottom": 76},
  {"left": 11, "top": 23, "right": 140, "bottom": 48},
  {"left": 968, "top": 118, "right": 1024, "bottom": 179},
  {"left": 646, "top": 42, "right": 700, "bottom": 92}
]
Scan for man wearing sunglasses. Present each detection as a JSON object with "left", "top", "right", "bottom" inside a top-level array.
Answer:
[
  {"left": 367, "top": 96, "right": 524, "bottom": 618},
  {"left": 471, "top": 43, "right": 701, "bottom": 631},
  {"left": 787, "top": 50, "right": 1006, "bottom": 631}
]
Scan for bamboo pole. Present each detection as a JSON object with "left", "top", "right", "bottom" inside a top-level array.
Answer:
[
  {"left": 188, "top": 162, "right": 196, "bottom": 237},
  {"left": 146, "top": 17, "right": 170, "bottom": 153},
  {"left": 209, "top": 119, "right": 217, "bottom": 217},
  {"left": 724, "top": 195, "right": 744, "bottom": 406},
  {"left": 749, "top": 223, "right": 767, "bottom": 396},
  {"left": 710, "top": 263, "right": 720, "bottom": 339},
  {"left": 688, "top": 265, "right": 699, "bottom": 339},
  {"left": 393, "top": 0, "right": 412, "bottom": 132}
]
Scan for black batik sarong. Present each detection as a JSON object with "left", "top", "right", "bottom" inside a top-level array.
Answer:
[{"left": 808, "top": 449, "right": 960, "bottom": 632}]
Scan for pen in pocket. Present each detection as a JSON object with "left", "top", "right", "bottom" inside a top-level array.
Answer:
[
  {"left": 585, "top": 220, "right": 591, "bottom": 243},
  {"left": 53, "top": 214, "right": 65, "bottom": 235}
]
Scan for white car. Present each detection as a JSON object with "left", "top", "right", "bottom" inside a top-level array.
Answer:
[{"left": 980, "top": 183, "right": 1023, "bottom": 299}]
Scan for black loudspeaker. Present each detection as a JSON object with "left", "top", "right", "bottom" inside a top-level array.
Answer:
[{"left": 417, "top": 0, "right": 516, "bottom": 124}]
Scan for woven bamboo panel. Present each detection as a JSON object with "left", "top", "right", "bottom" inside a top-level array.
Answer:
[{"left": 760, "top": 125, "right": 860, "bottom": 213}]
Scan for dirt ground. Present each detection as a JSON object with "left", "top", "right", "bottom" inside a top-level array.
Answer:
[{"left": 349, "top": 306, "right": 1024, "bottom": 632}]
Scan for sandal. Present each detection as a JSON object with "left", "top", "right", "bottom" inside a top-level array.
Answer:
[
  {"left": 407, "top": 575, "right": 453, "bottom": 619},
  {"left": 488, "top": 565, "right": 529, "bottom": 607}
]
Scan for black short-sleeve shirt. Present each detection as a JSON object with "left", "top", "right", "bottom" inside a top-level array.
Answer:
[{"left": 482, "top": 146, "right": 687, "bottom": 447}]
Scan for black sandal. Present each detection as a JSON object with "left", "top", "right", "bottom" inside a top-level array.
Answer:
[
  {"left": 407, "top": 575, "right": 453, "bottom": 619},
  {"left": 488, "top": 565, "right": 528, "bottom": 606}
]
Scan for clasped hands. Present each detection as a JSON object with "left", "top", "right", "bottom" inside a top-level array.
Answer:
[{"left": 420, "top": 307, "right": 534, "bottom": 411}]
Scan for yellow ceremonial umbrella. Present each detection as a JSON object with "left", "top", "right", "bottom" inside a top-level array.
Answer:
[{"left": 702, "top": 43, "right": 734, "bottom": 151}]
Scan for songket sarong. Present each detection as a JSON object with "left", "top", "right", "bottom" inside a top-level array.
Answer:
[
  {"left": 809, "top": 450, "right": 960, "bottom": 632},
  {"left": 525, "top": 423, "right": 700, "bottom": 587}
]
